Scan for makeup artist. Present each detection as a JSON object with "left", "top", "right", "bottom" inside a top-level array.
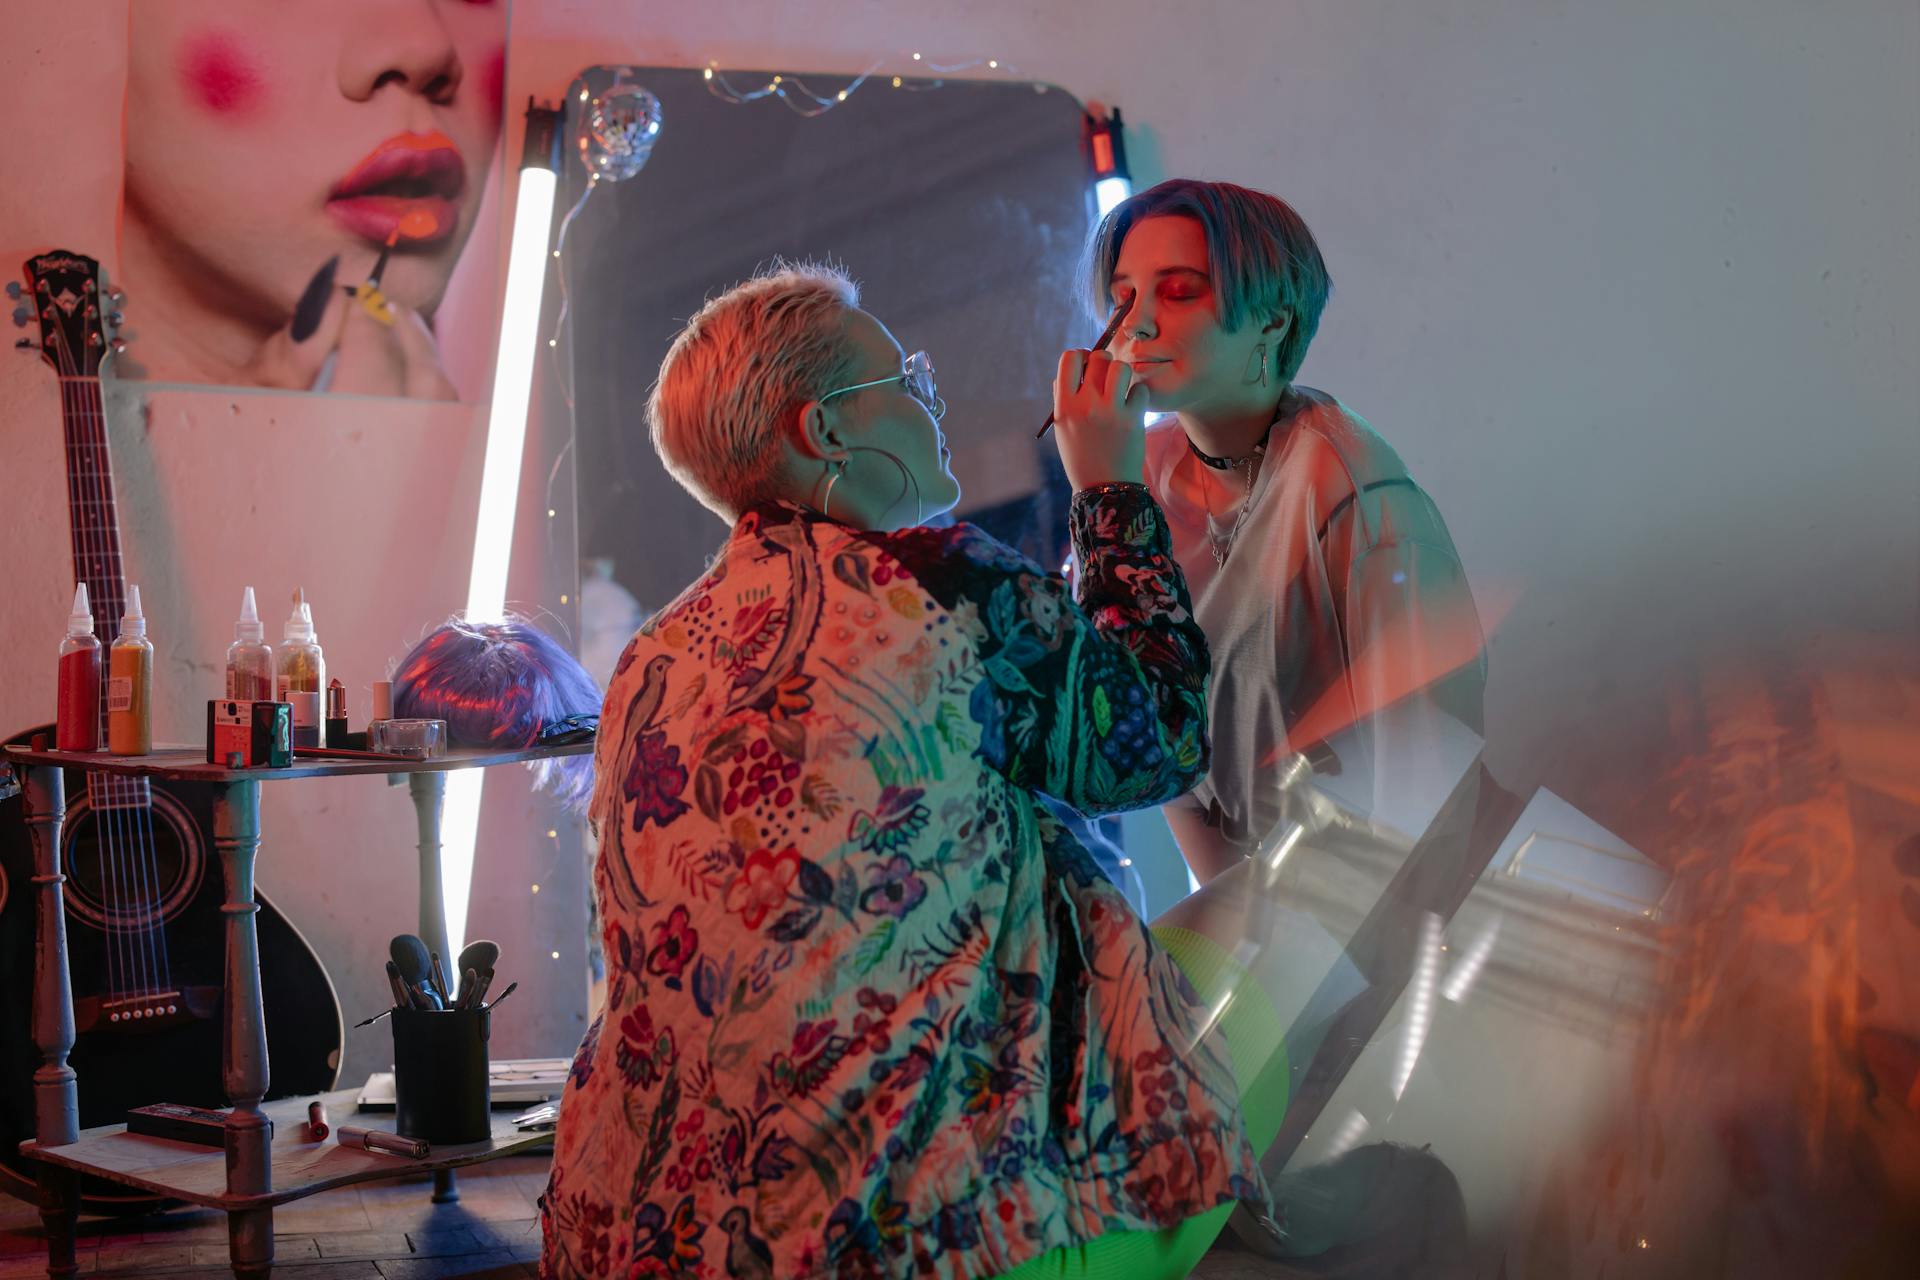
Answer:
[
  {"left": 1086, "top": 179, "right": 1489, "bottom": 885},
  {"left": 118, "top": 0, "right": 505, "bottom": 398},
  {"left": 543, "top": 264, "right": 1300, "bottom": 1280}
]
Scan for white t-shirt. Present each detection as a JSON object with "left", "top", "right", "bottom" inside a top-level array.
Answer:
[{"left": 1143, "top": 388, "right": 1488, "bottom": 853}]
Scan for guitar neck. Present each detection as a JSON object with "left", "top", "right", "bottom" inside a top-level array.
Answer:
[{"left": 60, "top": 374, "right": 134, "bottom": 772}]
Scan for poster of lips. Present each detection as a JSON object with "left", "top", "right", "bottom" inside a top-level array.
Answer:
[{"left": 115, "top": 1, "right": 510, "bottom": 401}]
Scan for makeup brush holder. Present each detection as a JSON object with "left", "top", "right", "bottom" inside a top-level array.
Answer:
[{"left": 391, "top": 1005, "right": 491, "bottom": 1144}]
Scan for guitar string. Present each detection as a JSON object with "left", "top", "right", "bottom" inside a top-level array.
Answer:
[
  {"left": 68, "top": 356, "right": 142, "bottom": 1001},
  {"left": 86, "top": 377, "right": 170, "bottom": 996},
  {"left": 62, "top": 366, "right": 126, "bottom": 1002},
  {"left": 87, "top": 378, "right": 169, "bottom": 998},
  {"left": 71, "top": 368, "right": 137, "bottom": 1001}
]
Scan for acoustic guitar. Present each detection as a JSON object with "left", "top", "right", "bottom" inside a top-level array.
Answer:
[{"left": 0, "top": 250, "right": 344, "bottom": 1212}]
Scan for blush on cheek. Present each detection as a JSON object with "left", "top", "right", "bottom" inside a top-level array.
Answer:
[{"left": 178, "top": 30, "right": 266, "bottom": 119}]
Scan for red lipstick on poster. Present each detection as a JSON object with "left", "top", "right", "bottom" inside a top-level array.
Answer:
[{"left": 326, "top": 132, "right": 465, "bottom": 248}]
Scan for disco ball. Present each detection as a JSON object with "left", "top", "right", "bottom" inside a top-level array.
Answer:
[{"left": 575, "top": 83, "right": 662, "bottom": 183}]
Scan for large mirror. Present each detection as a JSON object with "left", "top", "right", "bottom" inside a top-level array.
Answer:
[{"left": 560, "top": 65, "right": 1099, "bottom": 619}]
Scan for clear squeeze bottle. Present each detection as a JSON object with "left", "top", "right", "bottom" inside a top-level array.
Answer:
[
  {"left": 225, "top": 586, "right": 275, "bottom": 701},
  {"left": 275, "top": 587, "right": 326, "bottom": 748}
]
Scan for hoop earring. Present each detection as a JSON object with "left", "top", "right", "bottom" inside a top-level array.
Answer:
[
  {"left": 816, "top": 457, "right": 848, "bottom": 520},
  {"left": 1245, "top": 342, "right": 1270, "bottom": 389},
  {"left": 848, "top": 445, "right": 922, "bottom": 528}
]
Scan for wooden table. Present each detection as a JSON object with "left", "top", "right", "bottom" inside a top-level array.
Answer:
[{"left": 4, "top": 741, "right": 590, "bottom": 1279}]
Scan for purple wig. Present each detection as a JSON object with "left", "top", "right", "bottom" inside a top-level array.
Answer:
[{"left": 392, "top": 616, "right": 600, "bottom": 808}]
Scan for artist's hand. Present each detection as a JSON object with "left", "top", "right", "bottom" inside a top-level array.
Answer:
[
  {"left": 1051, "top": 347, "right": 1147, "bottom": 492},
  {"left": 243, "top": 256, "right": 459, "bottom": 400}
]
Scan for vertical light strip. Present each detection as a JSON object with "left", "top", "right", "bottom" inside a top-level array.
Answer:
[
  {"left": 1393, "top": 912, "right": 1445, "bottom": 1100},
  {"left": 443, "top": 112, "right": 561, "bottom": 959}
]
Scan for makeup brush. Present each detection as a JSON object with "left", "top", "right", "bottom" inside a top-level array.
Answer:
[
  {"left": 389, "top": 934, "right": 433, "bottom": 1005},
  {"left": 364, "top": 227, "right": 403, "bottom": 291},
  {"left": 1036, "top": 289, "right": 1137, "bottom": 439},
  {"left": 454, "top": 939, "right": 500, "bottom": 1008}
]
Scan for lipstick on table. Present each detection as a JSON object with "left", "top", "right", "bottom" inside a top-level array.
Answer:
[
  {"left": 306, "top": 1100, "right": 330, "bottom": 1141},
  {"left": 336, "top": 1124, "right": 429, "bottom": 1158}
]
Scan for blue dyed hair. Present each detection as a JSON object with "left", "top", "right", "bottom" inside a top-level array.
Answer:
[
  {"left": 392, "top": 616, "right": 599, "bottom": 808},
  {"left": 1082, "top": 178, "right": 1332, "bottom": 384}
]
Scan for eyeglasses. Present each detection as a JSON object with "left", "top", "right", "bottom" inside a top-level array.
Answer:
[{"left": 818, "top": 350, "right": 947, "bottom": 422}]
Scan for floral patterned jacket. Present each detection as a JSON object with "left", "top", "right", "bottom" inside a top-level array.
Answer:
[{"left": 542, "top": 486, "right": 1267, "bottom": 1280}]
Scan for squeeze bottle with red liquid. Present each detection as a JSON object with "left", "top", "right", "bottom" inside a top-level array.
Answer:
[{"left": 55, "top": 583, "right": 101, "bottom": 752}]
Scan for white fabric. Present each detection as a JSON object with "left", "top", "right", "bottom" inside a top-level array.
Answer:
[{"left": 1143, "top": 388, "right": 1488, "bottom": 855}]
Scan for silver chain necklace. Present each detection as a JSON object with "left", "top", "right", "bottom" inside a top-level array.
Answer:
[{"left": 1203, "top": 447, "right": 1263, "bottom": 568}]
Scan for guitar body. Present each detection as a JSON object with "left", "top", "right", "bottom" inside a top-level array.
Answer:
[
  {"left": 0, "top": 728, "right": 346, "bottom": 1211},
  {"left": 1, "top": 250, "right": 343, "bottom": 1213}
]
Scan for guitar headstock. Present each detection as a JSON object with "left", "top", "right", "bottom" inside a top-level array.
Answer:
[{"left": 12, "top": 250, "right": 124, "bottom": 378}]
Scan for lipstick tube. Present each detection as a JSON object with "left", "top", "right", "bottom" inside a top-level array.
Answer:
[{"left": 335, "top": 1124, "right": 429, "bottom": 1158}]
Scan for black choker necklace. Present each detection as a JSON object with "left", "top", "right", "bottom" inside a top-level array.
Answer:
[
  {"left": 1187, "top": 421, "right": 1274, "bottom": 470},
  {"left": 1185, "top": 396, "right": 1293, "bottom": 469}
]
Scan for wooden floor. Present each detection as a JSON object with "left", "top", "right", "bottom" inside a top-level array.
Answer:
[
  {"left": 0, "top": 1157, "right": 1276, "bottom": 1279},
  {"left": 0, "top": 1155, "right": 548, "bottom": 1280}
]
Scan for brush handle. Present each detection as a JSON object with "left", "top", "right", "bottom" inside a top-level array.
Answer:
[
  {"left": 385, "top": 961, "right": 410, "bottom": 1008},
  {"left": 1036, "top": 291, "right": 1136, "bottom": 439}
]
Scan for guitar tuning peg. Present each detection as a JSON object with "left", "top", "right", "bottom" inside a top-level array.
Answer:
[
  {"left": 106, "top": 286, "right": 126, "bottom": 305},
  {"left": 4, "top": 282, "right": 21, "bottom": 299},
  {"left": 15, "top": 338, "right": 35, "bottom": 350},
  {"left": 107, "top": 311, "right": 125, "bottom": 329},
  {"left": 11, "top": 306, "right": 29, "bottom": 327},
  {"left": 110, "top": 339, "right": 128, "bottom": 355}
]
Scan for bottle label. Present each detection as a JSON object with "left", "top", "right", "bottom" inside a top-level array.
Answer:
[
  {"left": 107, "top": 677, "right": 133, "bottom": 713},
  {"left": 286, "top": 690, "right": 321, "bottom": 728}
]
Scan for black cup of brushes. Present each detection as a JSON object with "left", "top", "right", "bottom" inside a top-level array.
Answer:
[{"left": 386, "top": 935, "right": 500, "bottom": 1145}]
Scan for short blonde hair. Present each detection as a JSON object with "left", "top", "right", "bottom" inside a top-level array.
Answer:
[{"left": 649, "top": 262, "right": 863, "bottom": 521}]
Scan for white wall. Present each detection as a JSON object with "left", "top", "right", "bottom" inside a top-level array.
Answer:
[
  {"left": 507, "top": 0, "right": 1917, "bottom": 855},
  {"left": 3, "top": 0, "right": 1913, "bottom": 1114},
  {"left": 0, "top": 3, "right": 590, "bottom": 1086}
]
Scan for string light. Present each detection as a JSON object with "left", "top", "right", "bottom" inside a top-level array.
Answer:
[{"left": 701, "top": 51, "right": 1021, "bottom": 118}]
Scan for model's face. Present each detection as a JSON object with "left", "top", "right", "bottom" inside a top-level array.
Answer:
[
  {"left": 1108, "top": 215, "right": 1274, "bottom": 415},
  {"left": 825, "top": 311, "right": 961, "bottom": 530},
  {"left": 124, "top": 0, "right": 505, "bottom": 331}
]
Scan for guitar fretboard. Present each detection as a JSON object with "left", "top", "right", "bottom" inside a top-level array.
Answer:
[{"left": 60, "top": 373, "right": 149, "bottom": 809}]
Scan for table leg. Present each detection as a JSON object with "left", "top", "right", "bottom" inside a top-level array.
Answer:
[
  {"left": 407, "top": 772, "right": 458, "bottom": 1204},
  {"left": 228, "top": 1205, "right": 274, "bottom": 1280},
  {"left": 36, "top": 1165, "right": 78, "bottom": 1280},
  {"left": 214, "top": 778, "right": 275, "bottom": 1276},
  {"left": 408, "top": 772, "right": 451, "bottom": 975},
  {"left": 24, "top": 765, "right": 81, "bottom": 1277}
]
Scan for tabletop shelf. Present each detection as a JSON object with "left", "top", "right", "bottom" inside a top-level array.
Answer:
[
  {"left": 19, "top": 1089, "right": 553, "bottom": 1212},
  {"left": 3, "top": 740, "right": 592, "bottom": 783}
]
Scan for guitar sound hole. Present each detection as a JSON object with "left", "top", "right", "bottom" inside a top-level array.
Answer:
[{"left": 59, "top": 788, "right": 205, "bottom": 935}]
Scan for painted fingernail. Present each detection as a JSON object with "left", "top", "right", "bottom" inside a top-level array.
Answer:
[{"left": 290, "top": 255, "right": 339, "bottom": 342}]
